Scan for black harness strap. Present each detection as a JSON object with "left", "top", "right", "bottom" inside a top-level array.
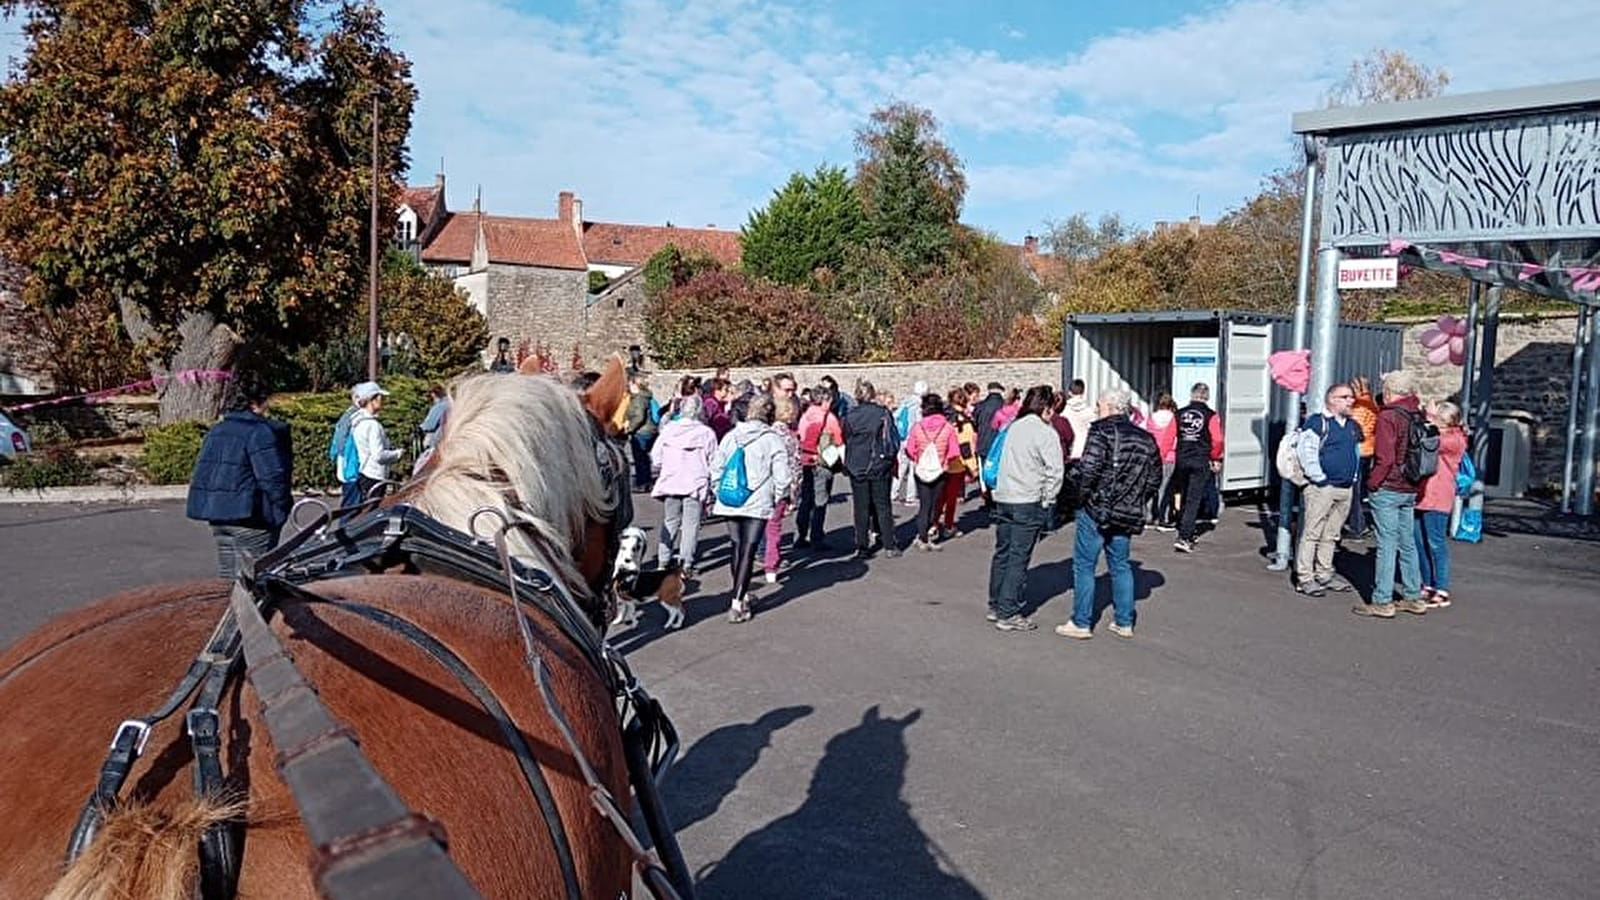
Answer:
[
  {"left": 227, "top": 581, "right": 484, "bottom": 900},
  {"left": 287, "top": 589, "right": 585, "bottom": 900}
]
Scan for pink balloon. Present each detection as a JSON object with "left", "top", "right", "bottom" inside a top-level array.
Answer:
[
  {"left": 1419, "top": 327, "right": 1450, "bottom": 349},
  {"left": 1426, "top": 344, "right": 1452, "bottom": 366},
  {"left": 1436, "top": 314, "right": 1461, "bottom": 334},
  {"left": 1448, "top": 336, "right": 1467, "bottom": 366}
]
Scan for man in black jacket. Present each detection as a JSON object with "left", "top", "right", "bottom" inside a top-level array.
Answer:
[
  {"left": 1056, "top": 387, "right": 1161, "bottom": 640},
  {"left": 972, "top": 382, "right": 1005, "bottom": 508},
  {"left": 842, "top": 380, "right": 901, "bottom": 559}
]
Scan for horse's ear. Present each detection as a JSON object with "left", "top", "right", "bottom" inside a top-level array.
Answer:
[{"left": 583, "top": 356, "right": 630, "bottom": 436}]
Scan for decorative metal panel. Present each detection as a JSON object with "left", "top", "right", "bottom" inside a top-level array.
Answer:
[{"left": 1320, "top": 112, "right": 1600, "bottom": 247}]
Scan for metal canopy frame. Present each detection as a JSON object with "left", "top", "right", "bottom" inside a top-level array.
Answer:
[{"left": 1277, "top": 79, "right": 1600, "bottom": 538}]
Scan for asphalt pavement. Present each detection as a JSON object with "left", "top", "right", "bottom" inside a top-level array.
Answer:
[{"left": 2, "top": 496, "right": 1598, "bottom": 899}]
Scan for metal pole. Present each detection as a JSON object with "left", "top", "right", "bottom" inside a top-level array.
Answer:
[
  {"left": 1308, "top": 246, "right": 1342, "bottom": 405},
  {"left": 367, "top": 93, "right": 381, "bottom": 382},
  {"left": 1578, "top": 309, "right": 1600, "bottom": 516},
  {"left": 1471, "top": 286, "right": 1501, "bottom": 472},
  {"left": 1268, "top": 137, "right": 1320, "bottom": 572},
  {"left": 1459, "top": 282, "right": 1480, "bottom": 429},
  {"left": 1560, "top": 307, "right": 1590, "bottom": 513}
]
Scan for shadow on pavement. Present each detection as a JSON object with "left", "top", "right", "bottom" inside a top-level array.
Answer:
[
  {"left": 663, "top": 705, "right": 813, "bottom": 832},
  {"left": 694, "top": 705, "right": 983, "bottom": 900}
]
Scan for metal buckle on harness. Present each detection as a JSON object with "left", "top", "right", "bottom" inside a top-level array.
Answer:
[{"left": 111, "top": 719, "right": 153, "bottom": 755}]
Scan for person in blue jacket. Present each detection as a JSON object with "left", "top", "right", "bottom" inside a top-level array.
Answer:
[{"left": 186, "top": 370, "right": 293, "bottom": 578}]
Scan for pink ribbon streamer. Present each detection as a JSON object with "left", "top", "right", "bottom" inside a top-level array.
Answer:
[{"left": 3, "top": 369, "right": 233, "bottom": 413}]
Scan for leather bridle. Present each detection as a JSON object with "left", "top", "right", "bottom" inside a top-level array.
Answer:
[{"left": 64, "top": 425, "right": 692, "bottom": 900}]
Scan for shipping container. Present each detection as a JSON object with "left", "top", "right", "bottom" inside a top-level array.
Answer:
[{"left": 1060, "top": 310, "right": 1403, "bottom": 495}]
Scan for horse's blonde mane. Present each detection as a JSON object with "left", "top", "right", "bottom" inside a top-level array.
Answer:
[{"left": 408, "top": 373, "right": 612, "bottom": 597}]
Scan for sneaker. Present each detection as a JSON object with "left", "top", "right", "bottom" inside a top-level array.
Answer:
[
  {"left": 1351, "top": 601, "right": 1397, "bottom": 619},
  {"left": 1107, "top": 623, "right": 1134, "bottom": 639},
  {"left": 1394, "top": 597, "right": 1429, "bottom": 615},
  {"left": 994, "top": 615, "right": 1037, "bottom": 632},
  {"left": 883, "top": 548, "right": 903, "bottom": 559},
  {"left": 985, "top": 610, "right": 999, "bottom": 622},
  {"left": 1054, "top": 622, "right": 1093, "bottom": 640},
  {"left": 1428, "top": 591, "right": 1452, "bottom": 608},
  {"left": 1153, "top": 522, "right": 1176, "bottom": 533},
  {"left": 764, "top": 571, "right": 778, "bottom": 585},
  {"left": 914, "top": 539, "right": 932, "bottom": 552},
  {"left": 1296, "top": 581, "right": 1326, "bottom": 598},
  {"left": 1173, "top": 539, "right": 1194, "bottom": 553},
  {"left": 1316, "top": 576, "right": 1354, "bottom": 593}
]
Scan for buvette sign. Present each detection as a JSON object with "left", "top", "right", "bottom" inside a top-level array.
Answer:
[{"left": 1337, "top": 257, "right": 1399, "bottom": 289}]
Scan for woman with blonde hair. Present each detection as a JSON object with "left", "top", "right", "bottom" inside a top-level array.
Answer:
[{"left": 1415, "top": 399, "right": 1467, "bottom": 608}]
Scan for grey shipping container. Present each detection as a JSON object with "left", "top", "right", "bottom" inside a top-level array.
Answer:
[{"left": 1060, "top": 309, "right": 1403, "bottom": 495}]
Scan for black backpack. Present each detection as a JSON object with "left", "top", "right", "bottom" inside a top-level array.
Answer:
[{"left": 1401, "top": 410, "right": 1440, "bottom": 483}]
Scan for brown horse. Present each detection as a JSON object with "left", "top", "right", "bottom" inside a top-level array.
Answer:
[{"left": 0, "top": 360, "right": 686, "bottom": 900}]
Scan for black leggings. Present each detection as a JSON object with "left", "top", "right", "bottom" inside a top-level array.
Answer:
[
  {"left": 726, "top": 515, "right": 765, "bottom": 606},
  {"left": 914, "top": 474, "right": 945, "bottom": 540}
]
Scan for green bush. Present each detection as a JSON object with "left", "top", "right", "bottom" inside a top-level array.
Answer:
[
  {"left": 2, "top": 446, "right": 97, "bottom": 489},
  {"left": 140, "top": 420, "right": 210, "bottom": 484},
  {"left": 274, "top": 376, "right": 429, "bottom": 491}
]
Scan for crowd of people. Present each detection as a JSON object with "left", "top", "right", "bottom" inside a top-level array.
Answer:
[
  {"left": 181, "top": 353, "right": 1471, "bottom": 634},
  {"left": 619, "top": 363, "right": 1473, "bottom": 632}
]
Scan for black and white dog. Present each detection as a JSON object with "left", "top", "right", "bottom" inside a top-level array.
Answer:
[{"left": 609, "top": 526, "right": 686, "bottom": 630}]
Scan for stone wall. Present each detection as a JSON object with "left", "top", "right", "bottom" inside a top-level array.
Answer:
[
  {"left": 483, "top": 264, "right": 589, "bottom": 361},
  {"left": 1399, "top": 313, "right": 1582, "bottom": 491},
  {"left": 0, "top": 290, "right": 54, "bottom": 394},
  {"left": 9, "top": 396, "right": 159, "bottom": 441},
  {"left": 647, "top": 358, "right": 1064, "bottom": 405}
]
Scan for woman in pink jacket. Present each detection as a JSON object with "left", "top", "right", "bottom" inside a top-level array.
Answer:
[
  {"left": 1145, "top": 392, "right": 1179, "bottom": 528},
  {"left": 904, "top": 393, "right": 963, "bottom": 551},
  {"left": 650, "top": 393, "right": 718, "bottom": 577},
  {"left": 1415, "top": 400, "right": 1467, "bottom": 608}
]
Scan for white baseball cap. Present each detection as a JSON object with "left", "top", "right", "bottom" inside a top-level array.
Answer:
[{"left": 352, "top": 381, "right": 390, "bottom": 403}]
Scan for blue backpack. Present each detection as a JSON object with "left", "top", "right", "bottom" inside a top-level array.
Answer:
[
  {"left": 1455, "top": 454, "right": 1477, "bottom": 497},
  {"left": 717, "top": 437, "right": 758, "bottom": 507},
  {"left": 981, "top": 425, "right": 1009, "bottom": 491}
]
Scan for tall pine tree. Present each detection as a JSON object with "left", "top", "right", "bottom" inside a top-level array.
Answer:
[{"left": 739, "top": 165, "right": 867, "bottom": 287}]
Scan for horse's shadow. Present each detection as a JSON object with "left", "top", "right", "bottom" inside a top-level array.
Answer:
[
  {"left": 694, "top": 705, "right": 983, "bottom": 899},
  {"left": 662, "top": 705, "right": 813, "bottom": 833}
]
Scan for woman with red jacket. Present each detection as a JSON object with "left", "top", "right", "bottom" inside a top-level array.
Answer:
[
  {"left": 1415, "top": 400, "right": 1467, "bottom": 608},
  {"left": 903, "top": 393, "right": 963, "bottom": 551}
]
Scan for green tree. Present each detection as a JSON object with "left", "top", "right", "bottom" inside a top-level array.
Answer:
[
  {"left": 740, "top": 165, "right": 868, "bottom": 286},
  {"left": 641, "top": 243, "right": 723, "bottom": 303},
  {"left": 381, "top": 253, "right": 488, "bottom": 380},
  {"left": 853, "top": 103, "right": 964, "bottom": 273},
  {"left": 1042, "top": 212, "right": 1132, "bottom": 262},
  {"left": 0, "top": 0, "right": 416, "bottom": 423}
]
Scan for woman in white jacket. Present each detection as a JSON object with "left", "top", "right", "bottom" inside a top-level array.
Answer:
[{"left": 710, "top": 394, "right": 791, "bottom": 623}]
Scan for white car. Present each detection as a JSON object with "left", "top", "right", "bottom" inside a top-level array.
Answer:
[{"left": 0, "top": 411, "right": 30, "bottom": 461}]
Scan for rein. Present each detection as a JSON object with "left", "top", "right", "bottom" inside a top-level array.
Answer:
[{"left": 64, "top": 501, "right": 693, "bottom": 900}]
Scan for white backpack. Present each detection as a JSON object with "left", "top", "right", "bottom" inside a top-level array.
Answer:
[
  {"left": 913, "top": 424, "right": 949, "bottom": 482},
  {"left": 1275, "top": 429, "right": 1308, "bottom": 487}
]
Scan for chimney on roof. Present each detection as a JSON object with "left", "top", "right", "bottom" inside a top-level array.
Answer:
[
  {"left": 558, "top": 191, "right": 574, "bottom": 223},
  {"left": 1023, "top": 235, "right": 1038, "bottom": 254}
]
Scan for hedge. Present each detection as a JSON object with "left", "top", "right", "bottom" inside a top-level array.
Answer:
[
  {"left": 133, "top": 377, "right": 432, "bottom": 491},
  {"left": 2, "top": 446, "right": 97, "bottom": 489}
]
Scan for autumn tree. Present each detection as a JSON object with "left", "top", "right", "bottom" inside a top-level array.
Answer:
[
  {"left": 641, "top": 243, "right": 723, "bottom": 303},
  {"left": 0, "top": 0, "right": 416, "bottom": 422},
  {"left": 740, "top": 165, "right": 868, "bottom": 287},
  {"left": 644, "top": 270, "right": 844, "bottom": 368},
  {"left": 1326, "top": 48, "right": 1450, "bottom": 107},
  {"left": 380, "top": 253, "right": 487, "bottom": 380},
  {"left": 853, "top": 103, "right": 964, "bottom": 273},
  {"left": 1042, "top": 212, "right": 1132, "bottom": 262}
]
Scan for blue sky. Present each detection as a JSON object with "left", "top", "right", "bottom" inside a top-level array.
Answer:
[{"left": 5, "top": 0, "right": 1597, "bottom": 243}]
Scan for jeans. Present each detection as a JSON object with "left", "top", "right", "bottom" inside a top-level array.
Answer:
[
  {"left": 631, "top": 435, "right": 654, "bottom": 488},
  {"left": 987, "top": 502, "right": 1048, "bottom": 619},
  {"left": 1071, "top": 508, "right": 1134, "bottom": 628},
  {"left": 210, "top": 524, "right": 279, "bottom": 579},
  {"left": 1414, "top": 510, "right": 1451, "bottom": 592},
  {"left": 1371, "top": 489, "right": 1422, "bottom": 603},
  {"left": 1345, "top": 457, "right": 1373, "bottom": 534},
  {"left": 1153, "top": 461, "right": 1176, "bottom": 523},
  {"left": 658, "top": 495, "right": 704, "bottom": 570},
  {"left": 795, "top": 465, "right": 834, "bottom": 544},
  {"left": 339, "top": 478, "right": 361, "bottom": 511},
  {"left": 1296, "top": 483, "right": 1352, "bottom": 585},
  {"left": 849, "top": 475, "right": 895, "bottom": 552},
  {"left": 1172, "top": 461, "right": 1213, "bottom": 542}
]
